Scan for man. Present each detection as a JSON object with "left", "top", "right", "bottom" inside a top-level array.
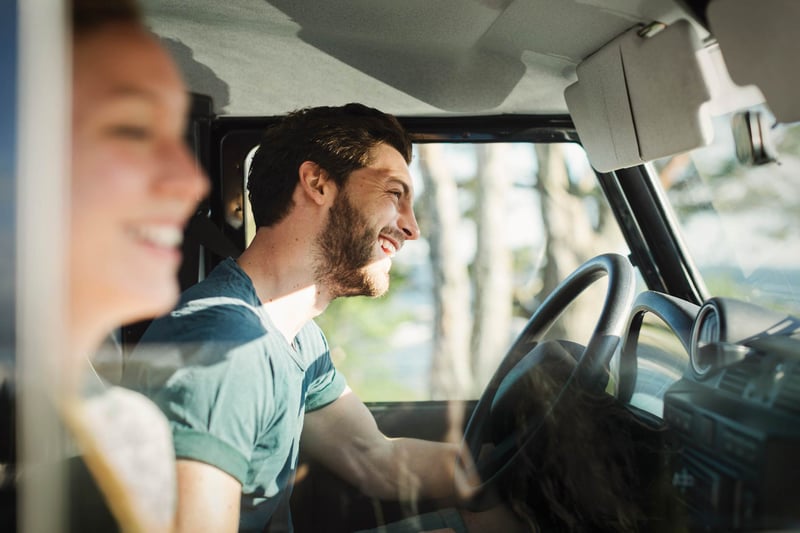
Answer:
[{"left": 123, "top": 104, "right": 464, "bottom": 532}]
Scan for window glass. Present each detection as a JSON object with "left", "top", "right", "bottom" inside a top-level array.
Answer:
[
  {"left": 312, "top": 142, "right": 632, "bottom": 401},
  {"left": 0, "top": 0, "right": 17, "bottom": 371},
  {"left": 654, "top": 105, "right": 800, "bottom": 316}
]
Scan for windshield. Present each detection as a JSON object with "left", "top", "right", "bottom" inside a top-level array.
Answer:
[
  {"left": 306, "top": 141, "right": 633, "bottom": 402},
  {"left": 655, "top": 105, "right": 800, "bottom": 316}
]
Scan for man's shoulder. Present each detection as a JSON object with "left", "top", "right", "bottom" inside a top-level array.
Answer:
[
  {"left": 293, "top": 320, "right": 334, "bottom": 375},
  {"left": 142, "top": 260, "right": 263, "bottom": 345},
  {"left": 296, "top": 320, "right": 327, "bottom": 351},
  {"left": 178, "top": 258, "right": 255, "bottom": 304}
]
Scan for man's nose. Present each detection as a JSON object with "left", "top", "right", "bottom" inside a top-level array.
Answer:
[{"left": 399, "top": 204, "right": 420, "bottom": 241}]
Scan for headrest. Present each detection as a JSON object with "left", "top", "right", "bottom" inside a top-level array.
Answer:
[{"left": 707, "top": 0, "right": 800, "bottom": 124}]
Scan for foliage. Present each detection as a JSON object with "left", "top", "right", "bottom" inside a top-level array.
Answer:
[{"left": 315, "top": 266, "right": 422, "bottom": 401}]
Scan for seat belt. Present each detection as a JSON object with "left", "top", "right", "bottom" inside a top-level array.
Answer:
[{"left": 187, "top": 212, "right": 241, "bottom": 261}]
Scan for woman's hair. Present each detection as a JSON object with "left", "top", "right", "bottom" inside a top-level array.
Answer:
[
  {"left": 72, "top": 0, "right": 142, "bottom": 37},
  {"left": 498, "top": 342, "right": 677, "bottom": 532},
  {"left": 247, "top": 103, "right": 413, "bottom": 228}
]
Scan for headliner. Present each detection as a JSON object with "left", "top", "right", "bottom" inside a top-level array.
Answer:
[{"left": 141, "top": 0, "right": 701, "bottom": 117}]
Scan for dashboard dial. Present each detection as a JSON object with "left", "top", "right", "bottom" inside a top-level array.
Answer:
[{"left": 691, "top": 302, "right": 720, "bottom": 377}]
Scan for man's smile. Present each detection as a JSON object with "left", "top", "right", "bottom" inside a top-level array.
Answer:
[{"left": 378, "top": 234, "right": 400, "bottom": 257}]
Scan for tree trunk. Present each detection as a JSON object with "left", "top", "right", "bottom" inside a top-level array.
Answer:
[
  {"left": 534, "top": 144, "right": 602, "bottom": 345},
  {"left": 470, "top": 145, "right": 513, "bottom": 392},
  {"left": 417, "top": 145, "right": 473, "bottom": 399}
]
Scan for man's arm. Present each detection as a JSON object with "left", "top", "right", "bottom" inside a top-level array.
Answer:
[
  {"left": 301, "top": 387, "right": 464, "bottom": 502},
  {"left": 173, "top": 459, "right": 242, "bottom": 533}
]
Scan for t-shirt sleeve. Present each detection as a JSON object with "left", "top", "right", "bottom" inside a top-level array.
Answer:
[
  {"left": 122, "top": 268, "right": 282, "bottom": 487},
  {"left": 304, "top": 367, "right": 346, "bottom": 412},
  {"left": 143, "top": 314, "right": 278, "bottom": 486},
  {"left": 301, "top": 323, "right": 347, "bottom": 412}
]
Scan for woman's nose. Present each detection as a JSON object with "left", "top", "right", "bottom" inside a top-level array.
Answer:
[{"left": 157, "top": 141, "right": 210, "bottom": 204}]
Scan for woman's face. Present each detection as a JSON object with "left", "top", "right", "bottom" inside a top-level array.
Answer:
[{"left": 70, "top": 23, "right": 208, "bottom": 347}]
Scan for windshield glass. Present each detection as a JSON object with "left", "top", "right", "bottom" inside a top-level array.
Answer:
[
  {"left": 306, "top": 141, "right": 634, "bottom": 402},
  {"left": 654, "top": 105, "right": 800, "bottom": 316}
]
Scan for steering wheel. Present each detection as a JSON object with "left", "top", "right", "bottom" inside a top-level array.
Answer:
[{"left": 457, "top": 253, "right": 636, "bottom": 510}]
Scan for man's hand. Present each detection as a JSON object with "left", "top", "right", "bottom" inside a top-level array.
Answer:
[{"left": 453, "top": 443, "right": 481, "bottom": 503}]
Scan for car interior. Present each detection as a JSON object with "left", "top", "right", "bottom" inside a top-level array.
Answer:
[{"left": 5, "top": 0, "right": 800, "bottom": 531}]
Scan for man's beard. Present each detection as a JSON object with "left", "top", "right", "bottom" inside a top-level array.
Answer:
[{"left": 314, "top": 192, "right": 389, "bottom": 298}]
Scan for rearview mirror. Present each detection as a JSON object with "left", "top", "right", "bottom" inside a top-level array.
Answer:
[{"left": 731, "top": 110, "right": 777, "bottom": 166}]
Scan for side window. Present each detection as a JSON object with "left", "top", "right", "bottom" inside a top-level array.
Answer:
[{"left": 310, "top": 142, "right": 633, "bottom": 401}]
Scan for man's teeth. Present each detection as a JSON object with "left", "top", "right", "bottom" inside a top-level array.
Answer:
[
  {"left": 132, "top": 225, "right": 183, "bottom": 248},
  {"left": 379, "top": 237, "right": 397, "bottom": 257}
]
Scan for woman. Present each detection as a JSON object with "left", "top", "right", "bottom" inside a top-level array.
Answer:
[
  {"left": 381, "top": 341, "right": 680, "bottom": 533},
  {"left": 488, "top": 342, "right": 680, "bottom": 532},
  {"left": 62, "top": 1, "right": 207, "bottom": 530}
]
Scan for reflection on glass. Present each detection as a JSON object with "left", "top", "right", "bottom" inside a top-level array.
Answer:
[
  {"left": 629, "top": 313, "right": 689, "bottom": 417},
  {"left": 487, "top": 341, "right": 679, "bottom": 532},
  {"left": 654, "top": 104, "right": 800, "bottom": 316}
]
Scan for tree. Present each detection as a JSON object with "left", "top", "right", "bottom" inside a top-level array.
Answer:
[
  {"left": 470, "top": 145, "right": 513, "bottom": 392},
  {"left": 533, "top": 144, "right": 615, "bottom": 345},
  {"left": 417, "top": 144, "right": 473, "bottom": 399}
]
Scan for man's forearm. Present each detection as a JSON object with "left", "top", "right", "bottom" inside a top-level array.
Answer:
[
  {"left": 302, "top": 391, "right": 467, "bottom": 503},
  {"left": 368, "top": 437, "right": 461, "bottom": 502}
]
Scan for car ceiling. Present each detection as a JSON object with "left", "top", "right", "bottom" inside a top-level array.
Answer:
[{"left": 141, "top": 0, "right": 703, "bottom": 117}]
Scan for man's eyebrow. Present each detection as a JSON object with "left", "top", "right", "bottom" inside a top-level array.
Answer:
[{"left": 387, "top": 177, "right": 412, "bottom": 196}]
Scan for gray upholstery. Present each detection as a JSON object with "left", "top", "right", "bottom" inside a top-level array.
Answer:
[
  {"left": 565, "top": 21, "right": 713, "bottom": 172},
  {"left": 708, "top": 0, "right": 800, "bottom": 124}
]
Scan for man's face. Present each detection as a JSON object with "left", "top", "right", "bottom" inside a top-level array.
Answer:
[{"left": 314, "top": 143, "right": 420, "bottom": 298}]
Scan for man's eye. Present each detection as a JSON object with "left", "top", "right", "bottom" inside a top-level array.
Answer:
[
  {"left": 390, "top": 190, "right": 402, "bottom": 199},
  {"left": 110, "top": 125, "right": 152, "bottom": 140}
]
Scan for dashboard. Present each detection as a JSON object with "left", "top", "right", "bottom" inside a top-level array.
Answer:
[{"left": 620, "top": 291, "right": 800, "bottom": 531}]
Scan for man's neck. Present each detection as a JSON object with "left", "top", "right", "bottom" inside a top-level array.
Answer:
[{"left": 236, "top": 228, "right": 332, "bottom": 343}]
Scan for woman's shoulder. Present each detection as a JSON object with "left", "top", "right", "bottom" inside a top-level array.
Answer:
[{"left": 69, "top": 386, "right": 177, "bottom": 531}]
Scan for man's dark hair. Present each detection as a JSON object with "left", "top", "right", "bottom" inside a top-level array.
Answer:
[
  {"left": 72, "top": 0, "right": 142, "bottom": 37},
  {"left": 496, "top": 341, "right": 680, "bottom": 532},
  {"left": 247, "top": 103, "right": 413, "bottom": 228}
]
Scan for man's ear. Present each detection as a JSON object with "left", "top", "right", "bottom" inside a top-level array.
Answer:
[{"left": 298, "top": 161, "right": 334, "bottom": 205}]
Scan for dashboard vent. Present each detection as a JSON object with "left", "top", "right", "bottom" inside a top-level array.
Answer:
[
  {"left": 718, "top": 357, "right": 760, "bottom": 396},
  {"left": 774, "top": 365, "right": 800, "bottom": 417}
]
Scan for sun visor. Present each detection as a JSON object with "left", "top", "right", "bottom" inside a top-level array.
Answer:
[
  {"left": 565, "top": 21, "right": 713, "bottom": 172},
  {"left": 707, "top": 0, "right": 800, "bottom": 124}
]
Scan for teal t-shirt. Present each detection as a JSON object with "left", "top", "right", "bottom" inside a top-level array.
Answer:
[{"left": 123, "top": 258, "right": 346, "bottom": 532}]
